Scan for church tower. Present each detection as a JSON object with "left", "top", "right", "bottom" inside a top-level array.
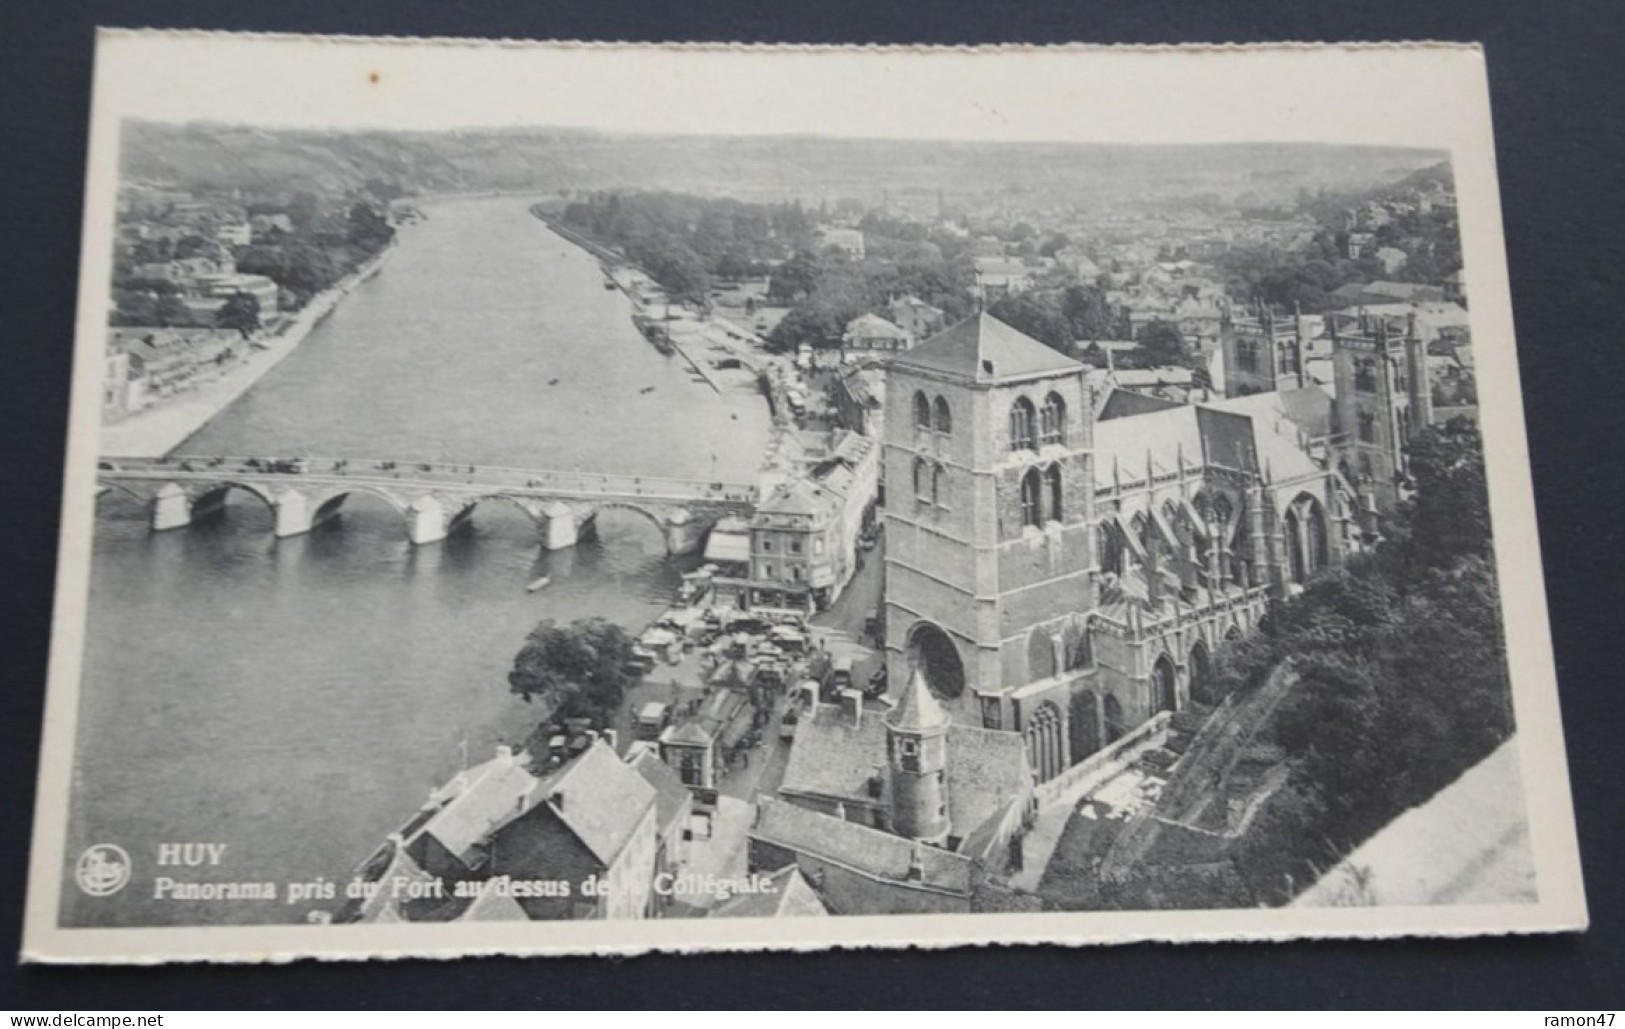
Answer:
[
  {"left": 885, "top": 665, "right": 951, "bottom": 845},
  {"left": 1329, "top": 311, "right": 1432, "bottom": 516},
  {"left": 882, "top": 313, "right": 1095, "bottom": 748},
  {"left": 1220, "top": 300, "right": 1307, "bottom": 398}
]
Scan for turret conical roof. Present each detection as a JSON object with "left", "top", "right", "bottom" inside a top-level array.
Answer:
[{"left": 886, "top": 664, "right": 951, "bottom": 735}]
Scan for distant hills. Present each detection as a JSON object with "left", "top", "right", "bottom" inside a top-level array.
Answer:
[{"left": 119, "top": 120, "right": 1446, "bottom": 208}]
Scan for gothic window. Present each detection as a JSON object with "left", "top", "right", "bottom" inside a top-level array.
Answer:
[
  {"left": 1355, "top": 358, "right": 1378, "bottom": 393},
  {"left": 913, "top": 458, "right": 931, "bottom": 504},
  {"left": 1236, "top": 337, "right": 1259, "bottom": 374},
  {"left": 933, "top": 396, "right": 952, "bottom": 435},
  {"left": 932, "top": 463, "right": 947, "bottom": 510},
  {"left": 1097, "top": 522, "right": 1124, "bottom": 576},
  {"left": 1025, "top": 701, "right": 1065, "bottom": 783},
  {"left": 980, "top": 695, "right": 1003, "bottom": 731},
  {"left": 1040, "top": 393, "right": 1066, "bottom": 447},
  {"left": 1279, "top": 341, "right": 1300, "bottom": 375},
  {"left": 1393, "top": 358, "right": 1408, "bottom": 392},
  {"left": 1009, "top": 396, "right": 1037, "bottom": 451},
  {"left": 1020, "top": 467, "right": 1043, "bottom": 528},
  {"left": 1357, "top": 410, "right": 1377, "bottom": 443},
  {"left": 1045, "top": 463, "right": 1064, "bottom": 523},
  {"left": 1397, "top": 407, "right": 1412, "bottom": 445},
  {"left": 913, "top": 390, "right": 931, "bottom": 429}
]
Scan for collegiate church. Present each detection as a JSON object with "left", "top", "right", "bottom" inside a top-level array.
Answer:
[{"left": 880, "top": 310, "right": 1421, "bottom": 785}]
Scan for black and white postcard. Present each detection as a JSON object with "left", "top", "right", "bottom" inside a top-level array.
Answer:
[{"left": 22, "top": 33, "right": 1586, "bottom": 962}]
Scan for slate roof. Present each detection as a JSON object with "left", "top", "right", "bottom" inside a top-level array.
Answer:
[
  {"left": 458, "top": 886, "right": 530, "bottom": 922},
  {"left": 751, "top": 798, "right": 974, "bottom": 896},
  {"left": 844, "top": 313, "right": 910, "bottom": 341},
  {"left": 420, "top": 752, "right": 543, "bottom": 863},
  {"left": 534, "top": 740, "right": 657, "bottom": 867},
  {"left": 885, "top": 665, "right": 951, "bottom": 734},
  {"left": 780, "top": 703, "right": 888, "bottom": 806},
  {"left": 944, "top": 726, "right": 1033, "bottom": 849},
  {"left": 708, "top": 865, "right": 831, "bottom": 919},
  {"left": 1093, "top": 388, "right": 1330, "bottom": 491},
  {"left": 628, "top": 749, "right": 692, "bottom": 838},
  {"left": 889, "top": 314, "right": 1079, "bottom": 385}
]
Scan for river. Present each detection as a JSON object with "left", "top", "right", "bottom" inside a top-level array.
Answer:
[{"left": 62, "top": 196, "right": 774, "bottom": 928}]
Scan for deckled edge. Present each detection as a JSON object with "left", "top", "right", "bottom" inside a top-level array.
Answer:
[{"left": 91, "top": 30, "right": 1485, "bottom": 56}]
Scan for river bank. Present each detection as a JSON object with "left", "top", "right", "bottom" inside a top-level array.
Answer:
[
  {"left": 527, "top": 207, "right": 813, "bottom": 495},
  {"left": 98, "top": 242, "right": 397, "bottom": 458}
]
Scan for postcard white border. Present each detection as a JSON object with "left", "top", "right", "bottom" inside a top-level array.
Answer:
[{"left": 22, "top": 31, "right": 1587, "bottom": 963}]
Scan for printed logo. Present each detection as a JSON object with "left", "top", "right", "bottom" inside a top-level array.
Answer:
[{"left": 74, "top": 844, "right": 132, "bottom": 897}]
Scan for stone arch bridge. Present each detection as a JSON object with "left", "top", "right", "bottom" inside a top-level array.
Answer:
[{"left": 95, "top": 455, "right": 758, "bottom": 555}]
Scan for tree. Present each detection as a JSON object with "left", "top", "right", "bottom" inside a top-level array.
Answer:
[
  {"left": 215, "top": 290, "right": 261, "bottom": 338},
  {"left": 988, "top": 293, "right": 1071, "bottom": 353},
  {"left": 1060, "top": 284, "right": 1120, "bottom": 341},
  {"left": 1132, "top": 319, "right": 1195, "bottom": 369},
  {"left": 507, "top": 617, "right": 637, "bottom": 725},
  {"left": 1394, "top": 418, "right": 1491, "bottom": 571},
  {"left": 346, "top": 202, "right": 395, "bottom": 252}
]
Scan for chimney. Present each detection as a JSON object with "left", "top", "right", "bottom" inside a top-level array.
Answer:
[
  {"left": 600, "top": 729, "right": 618, "bottom": 753},
  {"left": 840, "top": 688, "right": 864, "bottom": 728}
]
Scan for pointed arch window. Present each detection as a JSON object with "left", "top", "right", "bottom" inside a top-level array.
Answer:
[
  {"left": 1357, "top": 410, "right": 1377, "bottom": 443},
  {"left": 1355, "top": 359, "right": 1378, "bottom": 393},
  {"left": 1020, "top": 467, "right": 1043, "bottom": 528},
  {"left": 1009, "top": 397, "right": 1037, "bottom": 451},
  {"left": 932, "top": 463, "right": 947, "bottom": 510},
  {"left": 1039, "top": 393, "right": 1066, "bottom": 447},
  {"left": 933, "top": 396, "right": 952, "bottom": 435},
  {"left": 913, "top": 458, "right": 931, "bottom": 504},
  {"left": 1045, "top": 463, "right": 1063, "bottom": 523},
  {"left": 913, "top": 391, "right": 931, "bottom": 429}
]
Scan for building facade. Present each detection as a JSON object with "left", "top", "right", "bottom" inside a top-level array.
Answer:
[{"left": 881, "top": 314, "right": 1354, "bottom": 785}]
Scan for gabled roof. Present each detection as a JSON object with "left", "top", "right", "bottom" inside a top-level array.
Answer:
[
  {"left": 419, "top": 752, "right": 543, "bottom": 863},
  {"left": 709, "top": 865, "right": 831, "bottom": 919},
  {"left": 844, "top": 313, "right": 909, "bottom": 340},
  {"left": 889, "top": 313, "right": 1080, "bottom": 386},
  {"left": 534, "top": 740, "right": 657, "bottom": 867},
  {"left": 628, "top": 749, "right": 693, "bottom": 837}
]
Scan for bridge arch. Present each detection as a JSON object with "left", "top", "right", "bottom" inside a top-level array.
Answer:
[
  {"left": 94, "top": 480, "right": 151, "bottom": 507},
  {"left": 583, "top": 501, "right": 670, "bottom": 541},
  {"left": 308, "top": 487, "right": 415, "bottom": 532},
  {"left": 192, "top": 481, "right": 279, "bottom": 518},
  {"left": 445, "top": 493, "right": 546, "bottom": 536}
]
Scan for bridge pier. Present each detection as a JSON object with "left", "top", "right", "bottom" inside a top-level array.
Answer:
[
  {"left": 150, "top": 483, "right": 193, "bottom": 532},
  {"left": 273, "top": 489, "right": 313, "bottom": 538},
  {"left": 408, "top": 496, "right": 448, "bottom": 546},
  {"left": 663, "top": 509, "right": 704, "bottom": 557},
  {"left": 539, "top": 502, "right": 578, "bottom": 551}
]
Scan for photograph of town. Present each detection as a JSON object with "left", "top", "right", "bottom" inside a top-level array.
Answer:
[{"left": 30, "top": 38, "right": 1582, "bottom": 961}]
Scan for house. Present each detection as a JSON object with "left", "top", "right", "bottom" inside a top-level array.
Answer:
[
  {"left": 1347, "top": 232, "right": 1375, "bottom": 260},
  {"left": 972, "top": 257, "right": 1032, "bottom": 302},
  {"left": 841, "top": 313, "right": 912, "bottom": 354},
  {"left": 626, "top": 745, "right": 694, "bottom": 916},
  {"left": 748, "top": 669, "right": 1035, "bottom": 915},
  {"left": 111, "top": 328, "right": 243, "bottom": 399},
  {"left": 357, "top": 739, "right": 660, "bottom": 922},
  {"left": 887, "top": 295, "right": 947, "bottom": 341},
  {"left": 658, "top": 687, "right": 757, "bottom": 790},
  {"left": 1375, "top": 247, "right": 1409, "bottom": 275},
  {"left": 215, "top": 222, "right": 253, "bottom": 247},
  {"left": 192, "top": 272, "right": 280, "bottom": 314},
  {"left": 817, "top": 228, "right": 866, "bottom": 261},
  {"left": 830, "top": 359, "right": 886, "bottom": 439}
]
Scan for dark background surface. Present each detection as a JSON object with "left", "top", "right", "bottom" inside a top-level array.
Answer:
[{"left": 1, "top": 0, "right": 1621, "bottom": 1010}]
